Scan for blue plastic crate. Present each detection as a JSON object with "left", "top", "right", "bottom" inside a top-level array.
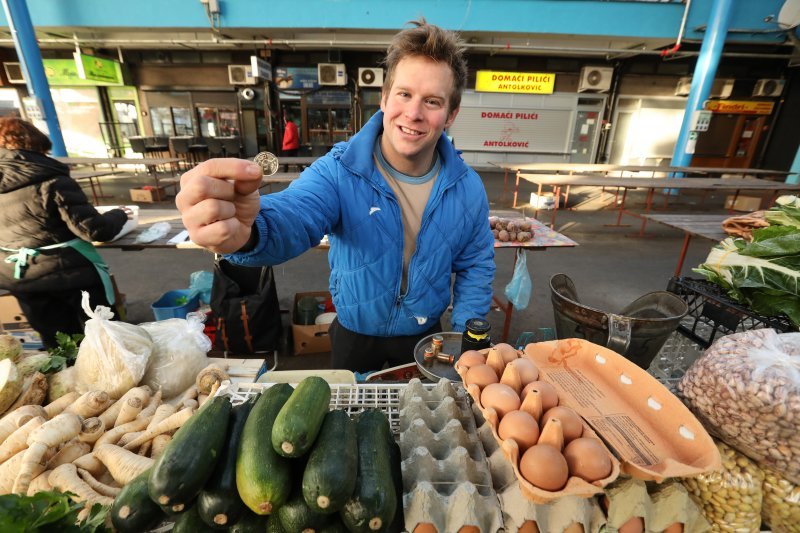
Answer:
[{"left": 151, "top": 289, "right": 199, "bottom": 320}]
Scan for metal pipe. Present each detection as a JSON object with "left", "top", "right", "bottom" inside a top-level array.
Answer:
[{"left": 661, "top": 0, "right": 692, "bottom": 57}]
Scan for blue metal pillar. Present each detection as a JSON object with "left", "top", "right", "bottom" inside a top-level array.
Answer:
[
  {"left": 670, "top": 0, "right": 734, "bottom": 173},
  {"left": 788, "top": 147, "right": 800, "bottom": 185},
  {"left": 1, "top": 0, "right": 66, "bottom": 156}
]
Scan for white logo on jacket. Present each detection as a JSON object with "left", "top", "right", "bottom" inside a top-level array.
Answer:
[{"left": 369, "top": 207, "right": 381, "bottom": 215}]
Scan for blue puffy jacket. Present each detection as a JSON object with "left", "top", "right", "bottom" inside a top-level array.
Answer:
[{"left": 226, "top": 111, "right": 495, "bottom": 336}]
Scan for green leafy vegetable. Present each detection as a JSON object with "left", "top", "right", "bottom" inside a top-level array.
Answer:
[
  {"left": 37, "top": 332, "right": 84, "bottom": 375},
  {"left": 0, "top": 490, "right": 110, "bottom": 532}
]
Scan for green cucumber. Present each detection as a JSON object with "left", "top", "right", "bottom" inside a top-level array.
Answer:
[
  {"left": 109, "top": 468, "right": 165, "bottom": 532},
  {"left": 271, "top": 375, "right": 331, "bottom": 457},
  {"left": 265, "top": 514, "right": 287, "bottom": 533},
  {"left": 236, "top": 383, "right": 294, "bottom": 515},
  {"left": 387, "top": 439, "right": 405, "bottom": 533},
  {"left": 341, "top": 410, "right": 397, "bottom": 533},
  {"left": 319, "top": 516, "right": 350, "bottom": 533},
  {"left": 172, "top": 504, "right": 217, "bottom": 533},
  {"left": 148, "top": 395, "right": 232, "bottom": 511},
  {"left": 278, "top": 488, "right": 332, "bottom": 532},
  {"left": 230, "top": 510, "right": 269, "bottom": 533},
  {"left": 302, "top": 410, "right": 357, "bottom": 513},
  {"left": 197, "top": 397, "right": 255, "bottom": 529}
]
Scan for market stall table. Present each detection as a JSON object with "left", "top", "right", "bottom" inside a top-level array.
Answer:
[
  {"left": 57, "top": 156, "right": 183, "bottom": 201},
  {"left": 642, "top": 213, "right": 728, "bottom": 277}
]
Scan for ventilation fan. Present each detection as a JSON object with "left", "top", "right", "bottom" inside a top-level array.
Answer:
[
  {"left": 752, "top": 79, "right": 784, "bottom": 97},
  {"left": 578, "top": 66, "right": 613, "bottom": 93},
  {"left": 228, "top": 65, "right": 256, "bottom": 85},
  {"left": 318, "top": 63, "right": 347, "bottom": 86},
  {"left": 358, "top": 67, "right": 384, "bottom": 88},
  {"left": 675, "top": 77, "right": 734, "bottom": 98},
  {"left": 3, "top": 62, "right": 25, "bottom": 84}
]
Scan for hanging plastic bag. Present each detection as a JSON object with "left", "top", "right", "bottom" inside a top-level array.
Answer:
[
  {"left": 504, "top": 249, "right": 532, "bottom": 310},
  {"left": 189, "top": 270, "right": 214, "bottom": 304},
  {"left": 74, "top": 291, "right": 153, "bottom": 399},
  {"left": 139, "top": 312, "right": 212, "bottom": 399}
]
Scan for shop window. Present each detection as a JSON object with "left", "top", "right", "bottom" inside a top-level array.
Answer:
[
  {"left": 197, "top": 106, "right": 240, "bottom": 137},
  {"left": 150, "top": 107, "right": 175, "bottom": 137}
]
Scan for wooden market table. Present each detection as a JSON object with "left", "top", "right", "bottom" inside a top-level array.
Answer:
[
  {"left": 71, "top": 169, "right": 119, "bottom": 204},
  {"left": 642, "top": 213, "right": 728, "bottom": 277},
  {"left": 58, "top": 156, "right": 183, "bottom": 201}
]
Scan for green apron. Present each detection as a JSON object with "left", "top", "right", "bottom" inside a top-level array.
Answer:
[{"left": 1, "top": 238, "right": 115, "bottom": 305}]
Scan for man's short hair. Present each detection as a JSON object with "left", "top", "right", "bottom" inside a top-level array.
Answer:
[
  {"left": 0, "top": 118, "right": 52, "bottom": 153},
  {"left": 382, "top": 18, "right": 468, "bottom": 114}
]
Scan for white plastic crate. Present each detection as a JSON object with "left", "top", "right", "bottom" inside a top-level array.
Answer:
[{"left": 217, "top": 381, "right": 469, "bottom": 434}]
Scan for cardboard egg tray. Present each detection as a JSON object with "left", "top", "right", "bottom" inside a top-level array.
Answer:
[
  {"left": 456, "top": 357, "right": 621, "bottom": 504},
  {"left": 398, "top": 379, "right": 503, "bottom": 533}
]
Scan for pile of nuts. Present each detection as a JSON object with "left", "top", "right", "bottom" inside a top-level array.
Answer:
[
  {"left": 762, "top": 467, "right": 800, "bottom": 532},
  {"left": 682, "top": 440, "right": 764, "bottom": 532},
  {"left": 489, "top": 217, "right": 533, "bottom": 243},
  {"left": 677, "top": 329, "right": 800, "bottom": 484}
]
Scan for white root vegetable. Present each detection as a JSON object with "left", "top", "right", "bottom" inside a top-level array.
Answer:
[
  {"left": 197, "top": 393, "right": 210, "bottom": 407},
  {"left": 42, "top": 391, "right": 81, "bottom": 419},
  {"left": 7, "top": 372, "right": 48, "bottom": 412},
  {"left": 46, "top": 439, "right": 91, "bottom": 470},
  {"left": 12, "top": 412, "right": 82, "bottom": 494},
  {"left": 116, "top": 431, "right": 143, "bottom": 448},
  {"left": 0, "top": 416, "right": 45, "bottom": 463},
  {"left": 113, "top": 396, "right": 143, "bottom": 427},
  {"left": 98, "top": 386, "right": 150, "bottom": 428},
  {"left": 182, "top": 398, "right": 198, "bottom": 411},
  {"left": 64, "top": 390, "right": 111, "bottom": 419},
  {"left": 136, "top": 389, "right": 162, "bottom": 420},
  {"left": 72, "top": 453, "right": 105, "bottom": 478},
  {"left": 78, "top": 417, "right": 105, "bottom": 445},
  {"left": 150, "top": 434, "right": 171, "bottom": 460},
  {"left": 0, "top": 447, "right": 53, "bottom": 495},
  {"left": 93, "top": 416, "right": 151, "bottom": 449},
  {"left": 122, "top": 407, "right": 192, "bottom": 451},
  {"left": 27, "top": 470, "right": 52, "bottom": 495},
  {"left": 93, "top": 444, "right": 153, "bottom": 485},
  {"left": 0, "top": 358, "right": 22, "bottom": 415},
  {"left": 77, "top": 467, "right": 121, "bottom": 497},
  {"left": 48, "top": 463, "right": 113, "bottom": 507},
  {"left": 137, "top": 440, "right": 152, "bottom": 457},
  {"left": 0, "top": 404, "right": 47, "bottom": 443},
  {"left": 196, "top": 363, "right": 228, "bottom": 394}
]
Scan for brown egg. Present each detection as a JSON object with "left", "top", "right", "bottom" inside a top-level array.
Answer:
[
  {"left": 521, "top": 381, "right": 558, "bottom": 411},
  {"left": 458, "top": 527, "right": 480, "bottom": 533},
  {"left": 497, "top": 410, "right": 539, "bottom": 451},
  {"left": 455, "top": 350, "right": 485, "bottom": 371},
  {"left": 519, "top": 444, "right": 569, "bottom": 491},
  {"left": 508, "top": 357, "right": 539, "bottom": 385},
  {"left": 563, "top": 437, "right": 612, "bottom": 482},
  {"left": 494, "top": 342, "right": 519, "bottom": 363},
  {"left": 662, "top": 524, "right": 683, "bottom": 533},
  {"left": 413, "top": 524, "right": 437, "bottom": 533},
  {"left": 541, "top": 406, "right": 583, "bottom": 443},
  {"left": 563, "top": 523, "right": 584, "bottom": 533},
  {"left": 519, "top": 521, "right": 540, "bottom": 533},
  {"left": 480, "top": 383, "right": 520, "bottom": 418},
  {"left": 618, "top": 517, "right": 644, "bottom": 533},
  {"left": 464, "top": 364, "right": 499, "bottom": 389}
]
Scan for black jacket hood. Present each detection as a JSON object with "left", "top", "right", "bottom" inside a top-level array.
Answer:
[{"left": 0, "top": 148, "right": 69, "bottom": 193}]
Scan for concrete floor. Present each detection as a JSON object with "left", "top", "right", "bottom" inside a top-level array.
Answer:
[{"left": 87, "top": 165, "right": 757, "bottom": 371}]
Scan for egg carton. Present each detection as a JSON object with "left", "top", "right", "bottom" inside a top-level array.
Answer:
[
  {"left": 473, "top": 403, "right": 607, "bottom": 533},
  {"left": 399, "top": 378, "right": 503, "bottom": 533}
]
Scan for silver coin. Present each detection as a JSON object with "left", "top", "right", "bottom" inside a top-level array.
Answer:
[{"left": 253, "top": 151, "right": 279, "bottom": 176}]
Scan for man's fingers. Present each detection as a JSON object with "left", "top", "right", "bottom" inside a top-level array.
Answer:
[
  {"left": 180, "top": 157, "right": 263, "bottom": 198},
  {"left": 181, "top": 198, "right": 237, "bottom": 229}
]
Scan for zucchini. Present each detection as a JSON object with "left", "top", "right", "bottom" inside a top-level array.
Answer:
[
  {"left": 230, "top": 511, "right": 269, "bottom": 533},
  {"left": 172, "top": 504, "right": 217, "bottom": 533},
  {"left": 197, "top": 397, "right": 255, "bottom": 529},
  {"left": 237, "top": 383, "right": 294, "bottom": 514},
  {"left": 110, "top": 468, "right": 165, "bottom": 532},
  {"left": 341, "top": 410, "right": 397, "bottom": 533},
  {"left": 319, "top": 516, "right": 350, "bottom": 533},
  {"left": 271, "top": 376, "right": 331, "bottom": 457},
  {"left": 386, "top": 439, "right": 405, "bottom": 533},
  {"left": 278, "top": 488, "right": 332, "bottom": 532},
  {"left": 302, "top": 410, "right": 357, "bottom": 513},
  {"left": 147, "top": 395, "right": 232, "bottom": 511},
  {"left": 266, "top": 514, "right": 287, "bottom": 533}
]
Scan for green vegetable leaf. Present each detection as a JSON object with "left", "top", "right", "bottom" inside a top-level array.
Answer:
[
  {"left": 40, "top": 332, "right": 84, "bottom": 374},
  {"left": 0, "top": 491, "right": 110, "bottom": 532}
]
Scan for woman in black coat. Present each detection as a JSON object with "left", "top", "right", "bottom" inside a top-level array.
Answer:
[{"left": 0, "top": 118, "right": 129, "bottom": 349}]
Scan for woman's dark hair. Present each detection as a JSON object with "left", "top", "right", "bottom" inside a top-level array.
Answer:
[{"left": 0, "top": 118, "right": 52, "bottom": 153}]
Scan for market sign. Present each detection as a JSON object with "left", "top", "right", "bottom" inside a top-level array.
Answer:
[
  {"left": 73, "top": 52, "right": 123, "bottom": 84},
  {"left": 42, "top": 59, "right": 123, "bottom": 87},
  {"left": 705, "top": 100, "right": 774, "bottom": 115},
  {"left": 447, "top": 106, "right": 571, "bottom": 153},
  {"left": 274, "top": 67, "right": 319, "bottom": 90},
  {"left": 475, "top": 70, "right": 555, "bottom": 95}
]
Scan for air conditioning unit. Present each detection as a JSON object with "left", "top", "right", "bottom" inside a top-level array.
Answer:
[
  {"left": 578, "top": 66, "right": 613, "bottom": 93},
  {"left": 318, "top": 63, "right": 347, "bottom": 86},
  {"left": 753, "top": 78, "right": 784, "bottom": 97},
  {"left": 358, "top": 67, "right": 384, "bottom": 88},
  {"left": 228, "top": 64, "right": 257, "bottom": 86},
  {"left": 675, "top": 77, "right": 734, "bottom": 99},
  {"left": 3, "top": 62, "right": 25, "bottom": 84}
]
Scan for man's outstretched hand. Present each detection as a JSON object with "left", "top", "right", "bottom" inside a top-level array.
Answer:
[{"left": 176, "top": 158, "right": 263, "bottom": 254}]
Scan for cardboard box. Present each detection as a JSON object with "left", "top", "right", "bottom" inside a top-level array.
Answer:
[
  {"left": 129, "top": 186, "right": 166, "bottom": 203},
  {"left": 725, "top": 194, "right": 762, "bottom": 212},
  {"left": 0, "top": 292, "right": 31, "bottom": 332},
  {"left": 292, "top": 291, "right": 332, "bottom": 355}
]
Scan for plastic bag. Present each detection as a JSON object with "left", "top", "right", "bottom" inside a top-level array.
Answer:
[
  {"left": 134, "top": 221, "right": 172, "bottom": 244},
  {"left": 504, "top": 249, "right": 531, "bottom": 310},
  {"left": 677, "top": 329, "right": 800, "bottom": 484},
  {"left": 139, "top": 312, "right": 212, "bottom": 399},
  {"left": 189, "top": 270, "right": 214, "bottom": 305},
  {"left": 74, "top": 292, "right": 153, "bottom": 399},
  {"left": 681, "top": 439, "right": 764, "bottom": 532},
  {"left": 762, "top": 466, "right": 800, "bottom": 533}
]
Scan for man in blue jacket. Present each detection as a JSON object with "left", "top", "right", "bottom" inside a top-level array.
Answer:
[{"left": 177, "top": 19, "right": 495, "bottom": 371}]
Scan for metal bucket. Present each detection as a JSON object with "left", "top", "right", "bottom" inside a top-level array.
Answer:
[{"left": 549, "top": 273, "right": 688, "bottom": 369}]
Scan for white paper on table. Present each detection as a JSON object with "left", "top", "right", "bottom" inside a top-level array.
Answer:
[
  {"left": 95, "top": 205, "right": 139, "bottom": 241},
  {"left": 167, "top": 229, "right": 191, "bottom": 245}
]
